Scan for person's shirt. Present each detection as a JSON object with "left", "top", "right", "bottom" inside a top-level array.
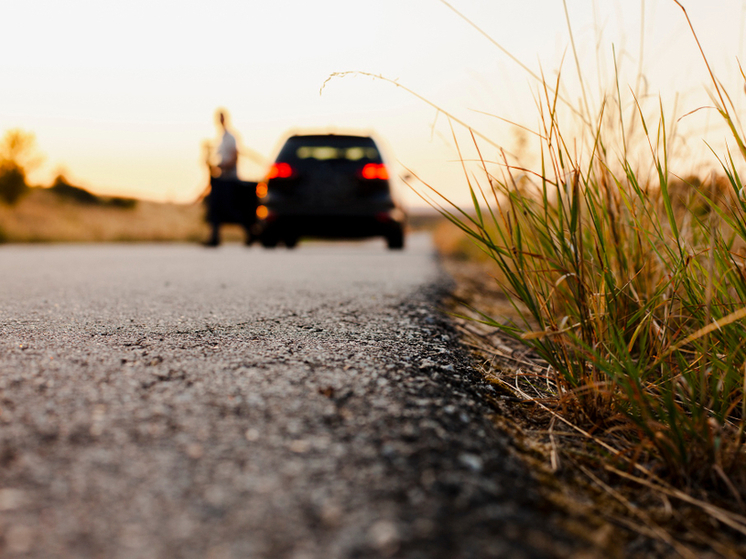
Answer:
[{"left": 216, "top": 130, "right": 238, "bottom": 179}]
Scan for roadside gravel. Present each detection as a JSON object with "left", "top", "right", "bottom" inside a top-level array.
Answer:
[{"left": 0, "top": 235, "right": 581, "bottom": 558}]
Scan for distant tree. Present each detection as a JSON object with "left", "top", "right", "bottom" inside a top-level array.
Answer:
[
  {"left": 0, "top": 129, "right": 42, "bottom": 205},
  {"left": 0, "top": 164, "right": 26, "bottom": 205}
]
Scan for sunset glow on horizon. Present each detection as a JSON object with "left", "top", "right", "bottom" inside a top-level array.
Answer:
[{"left": 2, "top": 0, "right": 746, "bottom": 207}]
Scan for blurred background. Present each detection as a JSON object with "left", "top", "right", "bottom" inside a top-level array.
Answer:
[{"left": 1, "top": 0, "right": 745, "bottom": 234}]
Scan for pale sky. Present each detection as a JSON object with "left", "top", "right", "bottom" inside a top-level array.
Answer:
[{"left": 2, "top": 0, "right": 745, "bottom": 207}]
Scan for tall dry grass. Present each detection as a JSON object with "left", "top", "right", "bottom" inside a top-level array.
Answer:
[{"left": 411, "top": 1, "right": 746, "bottom": 543}]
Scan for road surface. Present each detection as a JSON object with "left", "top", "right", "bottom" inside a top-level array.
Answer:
[{"left": 0, "top": 235, "right": 575, "bottom": 558}]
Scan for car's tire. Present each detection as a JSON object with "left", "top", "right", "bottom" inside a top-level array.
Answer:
[
  {"left": 260, "top": 234, "right": 279, "bottom": 248},
  {"left": 386, "top": 228, "right": 404, "bottom": 250},
  {"left": 284, "top": 236, "right": 299, "bottom": 249}
]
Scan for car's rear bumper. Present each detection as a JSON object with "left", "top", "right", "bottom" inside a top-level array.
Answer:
[{"left": 260, "top": 212, "right": 404, "bottom": 240}]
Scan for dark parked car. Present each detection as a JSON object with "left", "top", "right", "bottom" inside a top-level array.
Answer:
[{"left": 256, "top": 134, "right": 406, "bottom": 249}]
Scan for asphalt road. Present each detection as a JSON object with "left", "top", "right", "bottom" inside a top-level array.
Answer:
[{"left": 0, "top": 234, "right": 576, "bottom": 558}]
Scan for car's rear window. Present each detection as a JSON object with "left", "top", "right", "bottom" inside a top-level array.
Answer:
[{"left": 277, "top": 136, "right": 382, "bottom": 163}]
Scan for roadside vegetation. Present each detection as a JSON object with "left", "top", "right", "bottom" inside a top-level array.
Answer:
[
  {"left": 0, "top": 128, "right": 221, "bottom": 244},
  {"left": 0, "top": 187, "right": 210, "bottom": 243},
  {"left": 423, "top": 2, "right": 746, "bottom": 556}
]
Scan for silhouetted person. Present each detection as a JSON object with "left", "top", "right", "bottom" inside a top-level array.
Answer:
[
  {"left": 204, "top": 110, "right": 256, "bottom": 246},
  {"left": 214, "top": 110, "right": 238, "bottom": 180}
]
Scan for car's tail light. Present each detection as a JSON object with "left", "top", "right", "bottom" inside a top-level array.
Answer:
[
  {"left": 360, "top": 163, "right": 389, "bottom": 180},
  {"left": 267, "top": 162, "right": 294, "bottom": 179},
  {"left": 256, "top": 182, "right": 268, "bottom": 198},
  {"left": 256, "top": 205, "right": 269, "bottom": 219},
  {"left": 256, "top": 205, "right": 276, "bottom": 221}
]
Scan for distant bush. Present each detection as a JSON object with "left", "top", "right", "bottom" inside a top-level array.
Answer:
[
  {"left": 104, "top": 196, "right": 138, "bottom": 210},
  {"left": 50, "top": 174, "right": 99, "bottom": 204},
  {"left": 50, "top": 174, "right": 138, "bottom": 210}
]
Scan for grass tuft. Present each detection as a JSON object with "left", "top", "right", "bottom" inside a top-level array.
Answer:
[{"left": 411, "top": 0, "right": 746, "bottom": 549}]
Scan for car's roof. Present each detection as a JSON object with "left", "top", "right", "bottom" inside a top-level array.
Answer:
[
  {"left": 288, "top": 133, "right": 372, "bottom": 138},
  {"left": 284, "top": 134, "right": 375, "bottom": 142}
]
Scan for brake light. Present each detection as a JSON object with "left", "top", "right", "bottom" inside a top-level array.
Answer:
[
  {"left": 267, "top": 162, "right": 294, "bottom": 179},
  {"left": 360, "top": 163, "right": 389, "bottom": 180}
]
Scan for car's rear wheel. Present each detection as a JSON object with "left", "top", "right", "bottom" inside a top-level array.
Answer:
[
  {"left": 284, "top": 235, "right": 299, "bottom": 249},
  {"left": 386, "top": 228, "right": 404, "bottom": 250},
  {"left": 260, "top": 233, "right": 279, "bottom": 248}
]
